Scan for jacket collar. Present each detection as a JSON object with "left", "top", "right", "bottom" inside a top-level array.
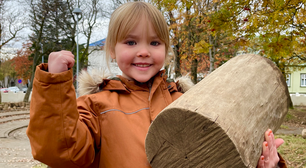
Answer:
[
  {"left": 78, "top": 68, "right": 192, "bottom": 97},
  {"left": 102, "top": 70, "right": 167, "bottom": 93}
]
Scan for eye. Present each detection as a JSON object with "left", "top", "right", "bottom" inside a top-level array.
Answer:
[
  {"left": 151, "top": 41, "right": 160, "bottom": 46},
  {"left": 126, "top": 41, "right": 136, "bottom": 45}
]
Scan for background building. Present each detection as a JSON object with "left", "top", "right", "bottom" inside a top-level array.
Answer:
[
  {"left": 286, "top": 65, "right": 306, "bottom": 94},
  {"left": 88, "top": 38, "right": 122, "bottom": 76}
]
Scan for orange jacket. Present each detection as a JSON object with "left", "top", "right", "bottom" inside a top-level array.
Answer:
[
  {"left": 27, "top": 64, "right": 287, "bottom": 168},
  {"left": 27, "top": 64, "right": 183, "bottom": 168}
]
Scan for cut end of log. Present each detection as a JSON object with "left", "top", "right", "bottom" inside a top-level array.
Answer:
[
  {"left": 145, "top": 108, "right": 249, "bottom": 168},
  {"left": 145, "top": 54, "right": 291, "bottom": 168}
]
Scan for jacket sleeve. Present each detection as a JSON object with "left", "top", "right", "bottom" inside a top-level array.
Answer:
[
  {"left": 278, "top": 153, "right": 287, "bottom": 168},
  {"left": 26, "top": 64, "right": 101, "bottom": 168}
]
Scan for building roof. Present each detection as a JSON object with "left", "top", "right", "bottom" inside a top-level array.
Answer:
[{"left": 89, "top": 38, "right": 106, "bottom": 47}]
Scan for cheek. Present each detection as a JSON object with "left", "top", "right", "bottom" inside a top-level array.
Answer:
[
  {"left": 155, "top": 50, "right": 166, "bottom": 65},
  {"left": 156, "top": 55, "right": 165, "bottom": 65},
  {"left": 117, "top": 51, "right": 133, "bottom": 66}
]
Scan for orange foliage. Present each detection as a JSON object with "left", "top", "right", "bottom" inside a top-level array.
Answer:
[{"left": 11, "top": 41, "right": 33, "bottom": 84}]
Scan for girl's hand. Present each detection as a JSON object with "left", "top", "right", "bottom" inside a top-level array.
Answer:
[
  {"left": 48, "top": 50, "right": 75, "bottom": 73},
  {"left": 257, "top": 129, "right": 284, "bottom": 168}
]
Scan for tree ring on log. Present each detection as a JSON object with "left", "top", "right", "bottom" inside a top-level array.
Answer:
[{"left": 146, "top": 108, "right": 245, "bottom": 168}]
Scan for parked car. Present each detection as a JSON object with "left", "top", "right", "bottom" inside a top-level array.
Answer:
[
  {"left": 8, "top": 86, "right": 21, "bottom": 93},
  {"left": 21, "top": 87, "right": 28, "bottom": 93},
  {"left": 0, "top": 88, "right": 8, "bottom": 93}
]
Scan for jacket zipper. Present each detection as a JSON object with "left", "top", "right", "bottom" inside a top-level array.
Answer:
[{"left": 148, "top": 82, "right": 152, "bottom": 101}]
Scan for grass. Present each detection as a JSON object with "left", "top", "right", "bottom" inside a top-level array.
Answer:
[
  {"left": 31, "top": 163, "right": 48, "bottom": 168},
  {"left": 275, "top": 134, "right": 306, "bottom": 168},
  {"left": 285, "top": 113, "right": 295, "bottom": 120},
  {"left": 280, "top": 125, "right": 289, "bottom": 129}
]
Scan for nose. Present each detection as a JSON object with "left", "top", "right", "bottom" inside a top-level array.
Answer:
[{"left": 137, "top": 45, "right": 150, "bottom": 57}]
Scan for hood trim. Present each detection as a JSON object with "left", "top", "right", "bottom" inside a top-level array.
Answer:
[
  {"left": 78, "top": 69, "right": 194, "bottom": 96},
  {"left": 77, "top": 69, "right": 111, "bottom": 97},
  {"left": 175, "top": 75, "right": 194, "bottom": 93}
]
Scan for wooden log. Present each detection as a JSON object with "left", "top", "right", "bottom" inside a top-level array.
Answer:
[{"left": 145, "top": 54, "right": 292, "bottom": 168}]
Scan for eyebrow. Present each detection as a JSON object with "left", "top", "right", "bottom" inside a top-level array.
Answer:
[
  {"left": 126, "top": 34, "right": 160, "bottom": 39},
  {"left": 125, "top": 34, "right": 138, "bottom": 39},
  {"left": 150, "top": 35, "right": 160, "bottom": 39}
]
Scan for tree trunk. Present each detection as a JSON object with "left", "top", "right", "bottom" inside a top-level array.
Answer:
[
  {"left": 209, "top": 35, "right": 214, "bottom": 73},
  {"left": 23, "top": 65, "right": 35, "bottom": 102},
  {"left": 191, "top": 58, "right": 198, "bottom": 84},
  {"left": 167, "top": 10, "right": 181, "bottom": 79},
  {"left": 145, "top": 54, "right": 292, "bottom": 168},
  {"left": 24, "top": 1, "right": 48, "bottom": 102},
  {"left": 24, "top": 50, "right": 41, "bottom": 102},
  {"left": 174, "top": 45, "right": 181, "bottom": 78}
]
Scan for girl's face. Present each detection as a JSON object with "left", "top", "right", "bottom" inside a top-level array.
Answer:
[{"left": 111, "top": 17, "right": 166, "bottom": 83}]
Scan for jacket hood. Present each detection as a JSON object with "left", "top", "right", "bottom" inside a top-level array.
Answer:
[
  {"left": 77, "top": 69, "right": 111, "bottom": 96},
  {"left": 77, "top": 69, "right": 194, "bottom": 96}
]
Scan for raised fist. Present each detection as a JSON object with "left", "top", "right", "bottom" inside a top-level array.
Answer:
[{"left": 48, "top": 50, "right": 75, "bottom": 73}]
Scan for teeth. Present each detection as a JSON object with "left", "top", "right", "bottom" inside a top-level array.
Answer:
[{"left": 136, "top": 64, "right": 150, "bottom": 67}]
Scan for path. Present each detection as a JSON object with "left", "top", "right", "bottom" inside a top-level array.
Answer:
[
  {"left": 276, "top": 123, "right": 305, "bottom": 135},
  {"left": 0, "top": 110, "right": 40, "bottom": 168}
]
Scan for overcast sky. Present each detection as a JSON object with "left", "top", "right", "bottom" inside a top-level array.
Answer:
[
  {"left": 8, "top": 18, "right": 110, "bottom": 49},
  {"left": 7, "top": 0, "right": 111, "bottom": 49}
]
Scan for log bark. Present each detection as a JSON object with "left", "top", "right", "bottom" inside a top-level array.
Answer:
[{"left": 145, "top": 54, "right": 292, "bottom": 168}]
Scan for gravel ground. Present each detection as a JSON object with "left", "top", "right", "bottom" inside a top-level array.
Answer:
[
  {"left": 275, "top": 124, "right": 305, "bottom": 135},
  {"left": 0, "top": 127, "right": 40, "bottom": 168}
]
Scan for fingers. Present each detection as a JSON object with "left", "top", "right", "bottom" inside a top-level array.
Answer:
[
  {"left": 269, "top": 130, "right": 278, "bottom": 156},
  {"left": 265, "top": 129, "right": 274, "bottom": 150},
  {"left": 260, "top": 129, "right": 281, "bottom": 168},
  {"left": 48, "top": 50, "right": 75, "bottom": 73},
  {"left": 265, "top": 129, "right": 275, "bottom": 161},
  {"left": 258, "top": 129, "right": 283, "bottom": 168},
  {"left": 63, "top": 51, "right": 75, "bottom": 69},
  {"left": 60, "top": 50, "right": 74, "bottom": 59},
  {"left": 264, "top": 129, "right": 284, "bottom": 148},
  {"left": 66, "top": 55, "right": 75, "bottom": 69},
  {"left": 262, "top": 141, "right": 269, "bottom": 164},
  {"left": 275, "top": 138, "right": 284, "bottom": 148},
  {"left": 270, "top": 131, "right": 280, "bottom": 165},
  {"left": 257, "top": 155, "right": 265, "bottom": 168},
  {"left": 259, "top": 129, "right": 274, "bottom": 167}
]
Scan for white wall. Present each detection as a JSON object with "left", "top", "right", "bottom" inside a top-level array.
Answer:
[
  {"left": 88, "top": 47, "right": 122, "bottom": 76},
  {"left": 290, "top": 93, "right": 306, "bottom": 106},
  {"left": 1, "top": 92, "right": 31, "bottom": 103}
]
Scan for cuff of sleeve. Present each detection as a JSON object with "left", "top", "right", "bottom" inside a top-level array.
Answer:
[
  {"left": 35, "top": 63, "right": 73, "bottom": 84},
  {"left": 278, "top": 153, "right": 287, "bottom": 168}
]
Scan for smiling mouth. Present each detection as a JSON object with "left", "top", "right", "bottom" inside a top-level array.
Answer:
[{"left": 133, "top": 64, "right": 151, "bottom": 67}]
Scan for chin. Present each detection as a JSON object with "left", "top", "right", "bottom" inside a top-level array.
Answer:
[
  {"left": 132, "top": 74, "right": 154, "bottom": 83},
  {"left": 134, "top": 78, "right": 151, "bottom": 83}
]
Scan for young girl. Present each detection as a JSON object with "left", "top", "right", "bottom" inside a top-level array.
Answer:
[{"left": 27, "top": 2, "right": 286, "bottom": 168}]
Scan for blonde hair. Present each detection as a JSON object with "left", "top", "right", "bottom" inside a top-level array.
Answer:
[{"left": 105, "top": 2, "right": 170, "bottom": 65}]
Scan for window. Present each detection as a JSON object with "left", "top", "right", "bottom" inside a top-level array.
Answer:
[
  {"left": 301, "top": 74, "right": 306, "bottom": 87},
  {"left": 286, "top": 74, "right": 291, "bottom": 87}
]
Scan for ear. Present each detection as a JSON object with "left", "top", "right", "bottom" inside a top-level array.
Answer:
[{"left": 110, "top": 50, "right": 116, "bottom": 59}]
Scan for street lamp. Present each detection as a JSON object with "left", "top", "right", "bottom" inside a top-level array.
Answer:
[
  {"left": 73, "top": 8, "right": 82, "bottom": 97},
  {"left": 41, "top": 43, "right": 44, "bottom": 63}
]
